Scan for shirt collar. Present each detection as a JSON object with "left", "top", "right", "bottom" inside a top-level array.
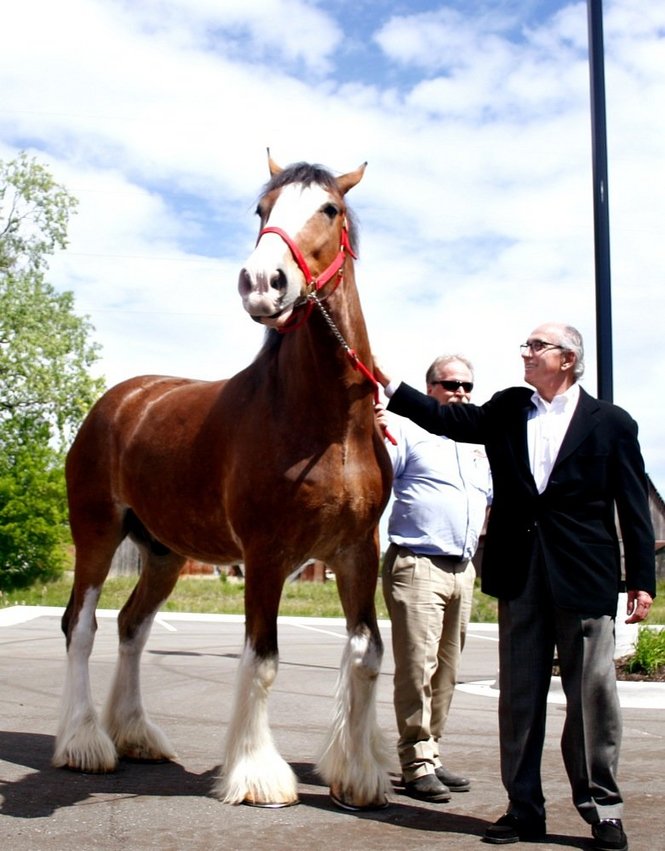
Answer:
[{"left": 531, "top": 382, "right": 580, "bottom": 413}]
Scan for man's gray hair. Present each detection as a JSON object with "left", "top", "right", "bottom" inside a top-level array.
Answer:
[
  {"left": 557, "top": 325, "right": 585, "bottom": 380},
  {"left": 426, "top": 354, "right": 475, "bottom": 385}
]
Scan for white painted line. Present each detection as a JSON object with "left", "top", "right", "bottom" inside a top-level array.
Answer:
[
  {"left": 3, "top": 606, "right": 663, "bottom": 708},
  {"left": 154, "top": 615, "right": 178, "bottom": 632},
  {"left": 457, "top": 677, "right": 665, "bottom": 710},
  {"left": 0, "top": 605, "right": 66, "bottom": 625},
  {"left": 287, "top": 621, "right": 348, "bottom": 639}
]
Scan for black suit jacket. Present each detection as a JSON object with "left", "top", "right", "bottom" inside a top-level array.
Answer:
[{"left": 389, "top": 383, "right": 655, "bottom": 616}]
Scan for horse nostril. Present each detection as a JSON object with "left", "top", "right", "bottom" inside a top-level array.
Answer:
[
  {"left": 238, "top": 268, "right": 251, "bottom": 296},
  {"left": 271, "top": 269, "right": 287, "bottom": 291}
]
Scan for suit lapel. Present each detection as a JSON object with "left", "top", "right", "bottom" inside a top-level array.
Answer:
[
  {"left": 509, "top": 392, "right": 538, "bottom": 492},
  {"left": 552, "top": 388, "right": 600, "bottom": 470}
]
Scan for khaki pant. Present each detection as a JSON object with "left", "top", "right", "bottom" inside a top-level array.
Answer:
[{"left": 382, "top": 543, "right": 475, "bottom": 782}]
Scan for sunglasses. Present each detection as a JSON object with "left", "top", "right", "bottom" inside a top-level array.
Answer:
[{"left": 430, "top": 380, "right": 474, "bottom": 393}]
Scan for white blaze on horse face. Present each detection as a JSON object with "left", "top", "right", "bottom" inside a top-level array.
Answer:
[{"left": 238, "top": 182, "right": 334, "bottom": 327}]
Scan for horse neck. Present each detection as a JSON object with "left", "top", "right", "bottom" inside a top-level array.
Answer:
[
  {"left": 278, "top": 264, "right": 375, "bottom": 421},
  {"left": 319, "top": 263, "right": 371, "bottom": 361}
]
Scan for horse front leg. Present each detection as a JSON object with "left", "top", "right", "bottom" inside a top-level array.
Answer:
[
  {"left": 102, "top": 549, "right": 184, "bottom": 762},
  {"left": 318, "top": 539, "right": 392, "bottom": 810},
  {"left": 215, "top": 566, "right": 298, "bottom": 806}
]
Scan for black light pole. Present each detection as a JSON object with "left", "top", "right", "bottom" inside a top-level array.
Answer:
[{"left": 587, "top": 0, "right": 613, "bottom": 402}]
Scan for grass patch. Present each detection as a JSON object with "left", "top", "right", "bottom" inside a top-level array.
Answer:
[
  {"left": 624, "top": 626, "right": 665, "bottom": 676},
  {"left": 2, "top": 575, "right": 663, "bottom": 627},
  {"left": 0, "top": 574, "right": 387, "bottom": 619},
  {"left": 471, "top": 584, "right": 498, "bottom": 623}
]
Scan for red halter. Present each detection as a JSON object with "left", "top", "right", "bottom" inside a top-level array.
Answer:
[{"left": 257, "top": 219, "right": 355, "bottom": 332}]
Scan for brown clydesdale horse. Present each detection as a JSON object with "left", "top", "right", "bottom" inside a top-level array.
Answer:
[{"left": 53, "top": 155, "right": 393, "bottom": 810}]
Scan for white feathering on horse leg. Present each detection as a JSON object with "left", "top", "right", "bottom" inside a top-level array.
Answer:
[
  {"left": 215, "top": 643, "right": 298, "bottom": 805},
  {"left": 53, "top": 588, "right": 118, "bottom": 772},
  {"left": 102, "top": 615, "right": 176, "bottom": 762},
  {"left": 317, "top": 628, "right": 392, "bottom": 808}
]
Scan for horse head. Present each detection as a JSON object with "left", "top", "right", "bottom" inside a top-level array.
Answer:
[{"left": 238, "top": 154, "right": 366, "bottom": 329}]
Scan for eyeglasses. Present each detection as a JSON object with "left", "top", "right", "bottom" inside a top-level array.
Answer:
[
  {"left": 520, "top": 339, "right": 565, "bottom": 355},
  {"left": 430, "top": 379, "right": 474, "bottom": 392}
]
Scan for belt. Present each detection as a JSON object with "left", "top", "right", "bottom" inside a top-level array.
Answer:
[
  {"left": 428, "top": 554, "right": 469, "bottom": 573},
  {"left": 392, "top": 545, "right": 470, "bottom": 573}
]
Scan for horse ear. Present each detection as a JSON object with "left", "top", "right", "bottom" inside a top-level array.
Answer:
[
  {"left": 267, "top": 147, "right": 283, "bottom": 177},
  {"left": 336, "top": 162, "right": 367, "bottom": 195}
]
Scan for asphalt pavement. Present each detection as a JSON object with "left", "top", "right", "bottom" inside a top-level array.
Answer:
[{"left": 1, "top": 606, "right": 663, "bottom": 851}]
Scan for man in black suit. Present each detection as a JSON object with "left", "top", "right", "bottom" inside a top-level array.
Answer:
[{"left": 374, "top": 323, "right": 655, "bottom": 851}]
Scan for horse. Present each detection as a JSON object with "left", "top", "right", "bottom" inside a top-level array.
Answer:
[{"left": 53, "top": 154, "right": 394, "bottom": 811}]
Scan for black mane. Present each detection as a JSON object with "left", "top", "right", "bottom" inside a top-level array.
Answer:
[{"left": 263, "top": 161, "right": 338, "bottom": 194}]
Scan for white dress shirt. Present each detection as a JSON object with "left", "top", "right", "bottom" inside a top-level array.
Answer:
[{"left": 527, "top": 382, "right": 580, "bottom": 493}]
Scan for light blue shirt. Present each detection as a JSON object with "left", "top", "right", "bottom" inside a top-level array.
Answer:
[{"left": 386, "top": 414, "right": 492, "bottom": 559}]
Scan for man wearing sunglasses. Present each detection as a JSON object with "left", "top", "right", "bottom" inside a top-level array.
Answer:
[
  {"left": 374, "top": 323, "right": 655, "bottom": 851},
  {"left": 380, "top": 355, "right": 492, "bottom": 803}
]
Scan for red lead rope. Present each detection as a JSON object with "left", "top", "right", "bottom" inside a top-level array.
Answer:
[
  {"left": 345, "top": 348, "right": 397, "bottom": 446},
  {"left": 256, "top": 223, "right": 396, "bottom": 446}
]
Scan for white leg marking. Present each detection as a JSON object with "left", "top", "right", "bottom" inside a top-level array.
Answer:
[
  {"left": 318, "top": 628, "right": 392, "bottom": 807},
  {"left": 103, "top": 614, "right": 176, "bottom": 761},
  {"left": 53, "top": 587, "right": 118, "bottom": 772},
  {"left": 215, "top": 643, "right": 298, "bottom": 805}
]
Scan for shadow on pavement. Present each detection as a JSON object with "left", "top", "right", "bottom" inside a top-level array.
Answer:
[{"left": 0, "top": 730, "right": 217, "bottom": 818}]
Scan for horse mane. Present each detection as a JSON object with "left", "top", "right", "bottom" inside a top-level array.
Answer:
[
  {"left": 256, "top": 327, "right": 283, "bottom": 359},
  {"left": 260, "top": 162, "right": 360, "bottom": 253}
]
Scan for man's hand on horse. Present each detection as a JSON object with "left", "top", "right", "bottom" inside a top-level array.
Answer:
[{"left": 371, "top": 354, "right": 392, "bottom": 389}]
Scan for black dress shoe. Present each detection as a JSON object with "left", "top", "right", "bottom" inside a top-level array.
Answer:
[
  {"left": 403, "top": 773, "right": 451, "bottom": 803},
  {"left": 483, "top": 812, "right": 546, "bottom": 844},
  {"left": 592, "top": 819, "right": 628, "bottom": 851},
  {"left": 435, "top": 764, "right": 470, "bottom": 791}
]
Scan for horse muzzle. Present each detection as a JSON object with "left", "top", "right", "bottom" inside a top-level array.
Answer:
[{"left": 238, "top": 265, "right": 299, "bottom": 324}]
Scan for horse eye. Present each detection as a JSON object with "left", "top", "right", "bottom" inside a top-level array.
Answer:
[{"left": 321, "top": 203, "right": 339, "bottom": 220}]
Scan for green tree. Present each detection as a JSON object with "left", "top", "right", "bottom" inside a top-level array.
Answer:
[
  {"left": 0, "top": 419, "right": 69, "bottom": 589},
  {"left": 0, "top": 152, "right": 104, "bottom": 591}
]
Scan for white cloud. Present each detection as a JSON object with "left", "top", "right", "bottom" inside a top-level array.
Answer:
[
  {"left": 117, "top": 0, "right": 343, "bottom": 73},
  {"left": 2, "top": 0, "right": 664, "bottom": 496}
]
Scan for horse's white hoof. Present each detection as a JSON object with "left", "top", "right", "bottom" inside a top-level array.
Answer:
[
  {"left": 243, "top": 795, "right": 300, "bottom": 808},
  {"left": 330, "top": 784, "right": 389, "bottom": 811},
  {"left": 106, "top": 717, "right": 177, "bottom": 764},
  {"left": 53, "top": 727, "right": 118, "bottom": 774}
]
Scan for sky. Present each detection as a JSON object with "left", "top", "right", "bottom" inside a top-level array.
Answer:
[{"left": 2, "top": 0, "right": 664, "bottom": 519}]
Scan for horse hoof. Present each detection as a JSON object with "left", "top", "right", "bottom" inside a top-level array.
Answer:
[
  {"left": 63, "top": 761, "right": 116, "bottom": 775},
  {"left": 330, "top": 788, "right": 389, "bottom": 812},
  {"left": 242, "top": 798, "right": 300, "bottom": 808}
]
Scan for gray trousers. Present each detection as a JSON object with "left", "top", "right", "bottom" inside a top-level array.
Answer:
[{"left": 498, "top": 547, "right": 623, "bottom": 825}]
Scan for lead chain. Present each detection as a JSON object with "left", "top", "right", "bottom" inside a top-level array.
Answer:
[{"left": 307, "top": 292, "right": 350, "bottom": 352}]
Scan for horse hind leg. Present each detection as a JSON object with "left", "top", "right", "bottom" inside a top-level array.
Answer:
[
  {"left": 53, "top": 541, "right": 120, "bottom": 773},
  {"left": 317, "top": 555, "right": 392, "bottom": 809},
  {"left": 215, "top": 570, "right": 298, "bottom": 806},
  {"left": 102, "top": 545, "right": 185, "bottom": 763}
]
